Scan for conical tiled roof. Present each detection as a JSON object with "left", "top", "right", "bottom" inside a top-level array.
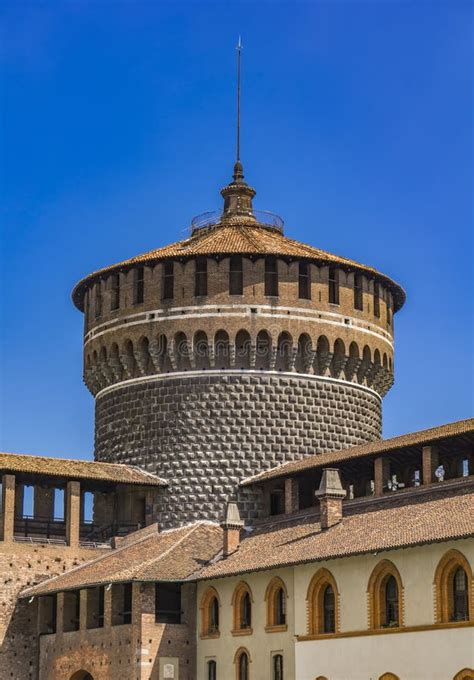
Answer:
[{"left": 72, "top": 221, "right": 405, "bottom": 311}]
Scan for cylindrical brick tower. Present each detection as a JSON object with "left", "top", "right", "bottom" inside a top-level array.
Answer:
[{"left": 72, "top": 162, "right": 405, "bottom": 527}]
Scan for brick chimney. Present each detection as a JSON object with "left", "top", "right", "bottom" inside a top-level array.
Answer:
[
  {"left": 315, "top": 468, "right": 346, "bottom": 529},
  {"left": 221, "top": 502, "right": 244, "bottom": 557}
]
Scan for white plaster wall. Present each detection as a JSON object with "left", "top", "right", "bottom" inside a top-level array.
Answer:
[
  {"left": 294, "top": 538, "right": 474, "bottom": 634},
  {"left": 197, "top": 567, "right": 296, "bottom": 680},
  {"left": 295, "top": 627, "right": 474, "bottom": 680}
]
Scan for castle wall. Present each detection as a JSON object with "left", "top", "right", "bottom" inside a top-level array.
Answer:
[
  {"left": 94, "top": 372, "right": 381, "bottom": 527},
  {"left": 0, "top": 541, "right": 107, "bottom": 680}
]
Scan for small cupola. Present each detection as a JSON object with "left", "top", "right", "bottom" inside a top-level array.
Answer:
[{"left": 220, "top": 161, "right": 257, "bottom": 221}]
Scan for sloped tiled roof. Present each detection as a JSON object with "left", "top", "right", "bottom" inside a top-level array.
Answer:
[
  {"left": 199, "top": 488, "right": 474, "bottom": 579},
  {"left": 21, "top": 522, "right": 223, "bottom": 597},
  {"left": 0, "top": 452, "right": 167, "bottom": 487},
  {"left": 72, "top": 223, "right": 405, "bottom": 311},
  {"left": 241, "top": 417, "right": 474, "bottom": 487}
]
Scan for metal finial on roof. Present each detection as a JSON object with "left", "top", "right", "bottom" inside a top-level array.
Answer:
[{"left": 236, "top": 36, "right": 242, "bottom": 164}]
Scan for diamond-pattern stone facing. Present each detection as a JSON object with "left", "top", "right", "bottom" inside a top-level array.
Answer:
[{"left": 94, "top": 374, "right": 381, "bottom": 528}]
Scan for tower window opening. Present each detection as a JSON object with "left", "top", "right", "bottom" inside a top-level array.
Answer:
[
  {"left": 298, "top": 261, "right": 310, "bottom": 299},
  {"left": 374, "top": 282, "right": 380, "bottom": 318},
  {"left": 162, "top": 261, "right": 174, "bottom": 300},
  {"left": 328, "top": 267, "right": 339, "bottom": 305},
  {"left": 229, "top": 255, "right": 243, "bottom": 295},
  {"left": 134, "top": 267, "right": 145, "bottom": 305},
  {"left": 94, "top": 282, "right": 102, "bottom": 319},
  {"left": 195, "top": 257, "right": 208, "bottom": 297},
  {"left": 155, "top": 582, "right": 182, "bottom": 624},
  {"left": 110, "top": 273, "right": 120, "bottom": 310},
  {"left": 265, "top": 256, "right": 278, "bottom": 296},
  {"left": 354, "top": 273, "right": 363, "bottom": 310},
  {"left": 270, "top": 488, "right": 285, "bottom": 515},
  {"left": 387, "top": 296, "right": 392, "bottom": 326}
]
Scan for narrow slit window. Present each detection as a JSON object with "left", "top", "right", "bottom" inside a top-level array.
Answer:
[
  {"left": 374, "top": 282, "right": 380, "bottom": 318},
  {"left": 123, "top": 583, "right": 133, "bottom": 624},
  {"left": 229, "top": 255, "right": 243, "bottom": 295},
  {"left": 162, "top": 261, "right": 174, "bottom": 300},
  {"left": 328, "top": 267, "right": 339, "bottom": 305},
  {"left": 265, "top": 256, "right": 278, "bottom": 296},
  {"left": 298, "top": 261, "right": 310, "bottom": 299},
  {"left": 95, "top": 282, "right": 102, "bottom": 319},
  {"left": 195, "top": 257, "right": 208, "bottom": 297},
  {"left": 134, "top": 267, "right": 145, "bottom": 305},
  {"left": 111, "top": 273, "right": 120, "bottom": 310},
  {"left": 386, "top": 295, "right": 392, "bottom": 326},
  {"left": 354, "top": 273, "right": 363, "bottom": 310}
]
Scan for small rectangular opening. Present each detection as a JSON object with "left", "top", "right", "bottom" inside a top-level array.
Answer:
[
  {"left": 63, "top": 590, "right": 80, "bottom": 632},
  {"left": 155, "top": 582, "right": 182, "bottom": 624}
]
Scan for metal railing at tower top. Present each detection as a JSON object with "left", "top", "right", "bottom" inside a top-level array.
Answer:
[{"left": 190, "top": 209, "right": 284, "bottom": 234}]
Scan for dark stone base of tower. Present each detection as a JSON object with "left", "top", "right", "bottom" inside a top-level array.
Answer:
[{"left": 94, "top": 372, "right": 381, "bottom": 526}]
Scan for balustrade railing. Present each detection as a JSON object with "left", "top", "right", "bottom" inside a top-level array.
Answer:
[{"left": 191, "top": 209, "right": 284, "bottom": 234}]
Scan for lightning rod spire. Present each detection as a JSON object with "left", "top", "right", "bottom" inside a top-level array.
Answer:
[{"left": 236, "top": 36, "right": 242, "bottom": 163}]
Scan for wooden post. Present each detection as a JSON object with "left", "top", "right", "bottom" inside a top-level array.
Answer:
[
  {"left": 1, "top": 474, "right": 16, "bottom": 542},
  {"left": 284, "top": 477, "right": 299, "bottom": 515},
  {"left": 374, "top": 457, "right": 390, "bottom": 496},
  {"left": 422, "top": 446, "right": 439, "bottom": 485},
  {"left": 66, "top": 481, "right": 81, "bottom": 547}
]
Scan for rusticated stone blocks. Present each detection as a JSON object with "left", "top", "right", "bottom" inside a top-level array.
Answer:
[{"left": 94, "top": 373, "right": 381, "bottom": 528}]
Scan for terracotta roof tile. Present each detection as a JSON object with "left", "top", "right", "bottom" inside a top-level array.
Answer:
[
  {"left": 0, "top": 452, "right": 167, "bottom": 487},
  {"left": 199, "top": 489, "right": 474, "bottom": 580},
  {"left": 72, "top": 224, "right": 405, "bottom": 311},
  {"left": 21, "top": 522, "right": 222, "bottom": 596},
  {"left": 241, "top": 418, "right": 474, "bottom": 487}
]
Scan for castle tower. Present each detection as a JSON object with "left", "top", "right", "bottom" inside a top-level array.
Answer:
[{"left": 72, "top": 159, "right": 405, "bottom": 527}]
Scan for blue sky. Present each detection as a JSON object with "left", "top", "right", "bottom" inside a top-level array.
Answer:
[{"left": 1, "top": 1, "right": 472, "bottom": 460}]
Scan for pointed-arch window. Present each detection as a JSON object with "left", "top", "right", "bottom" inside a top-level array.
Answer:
[
  {"left": 384, "top": 575, "right": 399, "bottom": 627},
  {"left": 265, "top": 577, "right": 288, "bottom": 632},
  {"left": 368, "top": 560, "right": 404, "bottom": 629},
  {"left": 232, "top": 582, "right": 253, "bottom": 635},
  {"left": 200, "top": 587, "right": 220, "bottom": 638},
  {"left": 434, "top": 549, "right": 472, "bottom": 623},
  {"left": 323, "top": 584, "right": 335, "bottom": 633},
  {"left": 234, "top": 648, "right": 251, "bottom": 680},
  {"left": 307, "top": 568, "right": 339, "bottom": 635},
  {"left": 453, "top": 567, "right": 468, "bottom": 621}
]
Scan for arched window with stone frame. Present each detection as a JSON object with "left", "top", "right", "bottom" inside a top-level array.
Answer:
[
  {"left": 306, "top": 568, "right": 339, "bottom": 635},
  {"left": 232, "top": 582, "right": 253, "bottom": 635},
  {"left": 234, "top": 647, "right": 251, "bottom": 680},
  {"left": 434, "top": 549, "right": 472, "bottom": 623},
  {"left": 367, "top": 560, "right": 404, "bottom": 629},
  {"left": 265, "top": 576, "right": 288, "bottom": 632},
  {"left": 200, "top": 586, "right": 220, "bottom": 638}
]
